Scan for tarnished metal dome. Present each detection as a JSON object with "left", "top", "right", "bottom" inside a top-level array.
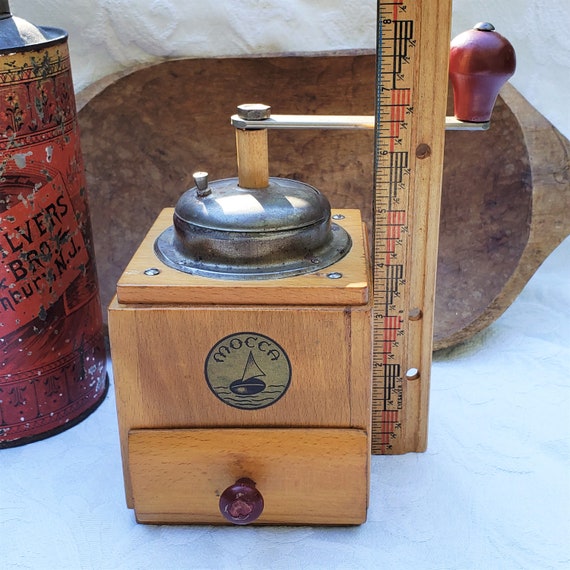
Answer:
[{"left": 154, "top": 172, "right": 351, "bottom": 280}]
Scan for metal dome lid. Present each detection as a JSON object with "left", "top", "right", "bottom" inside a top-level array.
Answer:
[
  {"left": 0, "top": 1, "right": 67, "bottom": 54},
  {"left": 154, "top": 172, "right": 352, "bottom": 281},
  {"left": 173, "top": 174, "right": 330, "bottom": 233}
]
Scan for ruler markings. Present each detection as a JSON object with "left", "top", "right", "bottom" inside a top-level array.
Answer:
[
  {"left": 372, "top": 0, "right": 415, "bottom": 454},
  {"left": 372, "top": 0, "right": 451, "bottom": 453}
]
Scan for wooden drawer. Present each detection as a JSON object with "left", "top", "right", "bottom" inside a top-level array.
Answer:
[{"left": 128, "top": 427, "right": 369, "bottom": 525}]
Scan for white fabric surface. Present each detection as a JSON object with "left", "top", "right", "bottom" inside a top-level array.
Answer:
[{"left": 2, "top": 237, "right": 569, "bottom": 570}]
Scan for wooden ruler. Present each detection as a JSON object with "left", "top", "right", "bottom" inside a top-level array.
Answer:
[{"left": 372, "top": 0, "right": 452, "bottom": 454}]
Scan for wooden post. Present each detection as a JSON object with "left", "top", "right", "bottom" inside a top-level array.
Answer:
[
  {"left": 235, "top": 103, "right": 271, "bottom": 189},
  {"left": 236, "top": 128, "right": 269, "bottom": 188}
]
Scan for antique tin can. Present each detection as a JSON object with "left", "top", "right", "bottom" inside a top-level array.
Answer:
[{"left": 0, "top": 3, "right": 107, "bottom": 447}]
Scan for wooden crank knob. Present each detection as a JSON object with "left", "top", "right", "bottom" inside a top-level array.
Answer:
[
  {"left": 219, "top": 478, "right": 264, "bottom": 525},
  {"left": 449, "top": 22, "right": 516, "bottom": 122}
]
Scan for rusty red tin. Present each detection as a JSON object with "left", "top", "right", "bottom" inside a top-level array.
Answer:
[{"left": 0, "top": 12, "right": 108, "bottom": 447}]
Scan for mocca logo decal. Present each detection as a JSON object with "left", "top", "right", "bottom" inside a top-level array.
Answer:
[{"left": 205, "top": 332, "right": 291, "bottom": 410}]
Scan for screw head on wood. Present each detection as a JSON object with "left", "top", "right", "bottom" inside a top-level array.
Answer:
[
  {"left": 416, "top": 143, "right": 431, "bottom": 159},
  {"left": 144, "top": 268, "right": 161, "bottom": 276}
]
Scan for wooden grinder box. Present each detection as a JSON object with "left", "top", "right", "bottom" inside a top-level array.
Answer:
[{"left": 109, "top": 207, "right": 372, "bottom": 525}]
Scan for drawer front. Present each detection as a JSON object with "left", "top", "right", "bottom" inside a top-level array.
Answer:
[{"left": 128, "top": 427, "right": 369, "bottom": 525}]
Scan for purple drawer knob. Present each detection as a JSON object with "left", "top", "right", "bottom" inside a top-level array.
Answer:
[
  {"left": 219, "top": 478, "right": 264, "bottom": 525},
  {"left": 449, "top": 23, "right": 516, "bottom": 122}
]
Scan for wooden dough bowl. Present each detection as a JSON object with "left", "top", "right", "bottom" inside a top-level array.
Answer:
[{"left": 77, "top": 54, "right": 570, "bottom": 350}]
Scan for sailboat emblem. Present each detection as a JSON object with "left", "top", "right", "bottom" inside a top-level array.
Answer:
[
  {"left": 230, "top": 351, "right": 267, "bottom": 396},
  {"left": 205, "top": 332, "right": 292, "bottom": 410}
]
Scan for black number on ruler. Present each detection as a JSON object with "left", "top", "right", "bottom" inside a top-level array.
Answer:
[
  {"left": 391, "top": 20, "right": 414, "bottom": 88},
  {"left": 382, "top": 363, "right": 400, "bottom": 408},
  {"left": 379, "top": 264, "right": 404, "bottom": 312},
  {"left": 376, "top": 152, "right": 409, "bottom": 208}
]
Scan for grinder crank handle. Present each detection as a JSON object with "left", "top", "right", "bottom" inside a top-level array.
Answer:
[
  {"left": 232, "top": 24, "right": 514, "bottom": 134},
  {"left": 232, "top": 24, "right": 514, "bottom": 187}
]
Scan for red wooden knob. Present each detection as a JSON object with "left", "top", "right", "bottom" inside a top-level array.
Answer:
[
  {"left": 219, "top": 478, "right": 264, "bottom": 525},
  {"left": 449, "top": 23, "right": 516, "bottom": 122}
]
